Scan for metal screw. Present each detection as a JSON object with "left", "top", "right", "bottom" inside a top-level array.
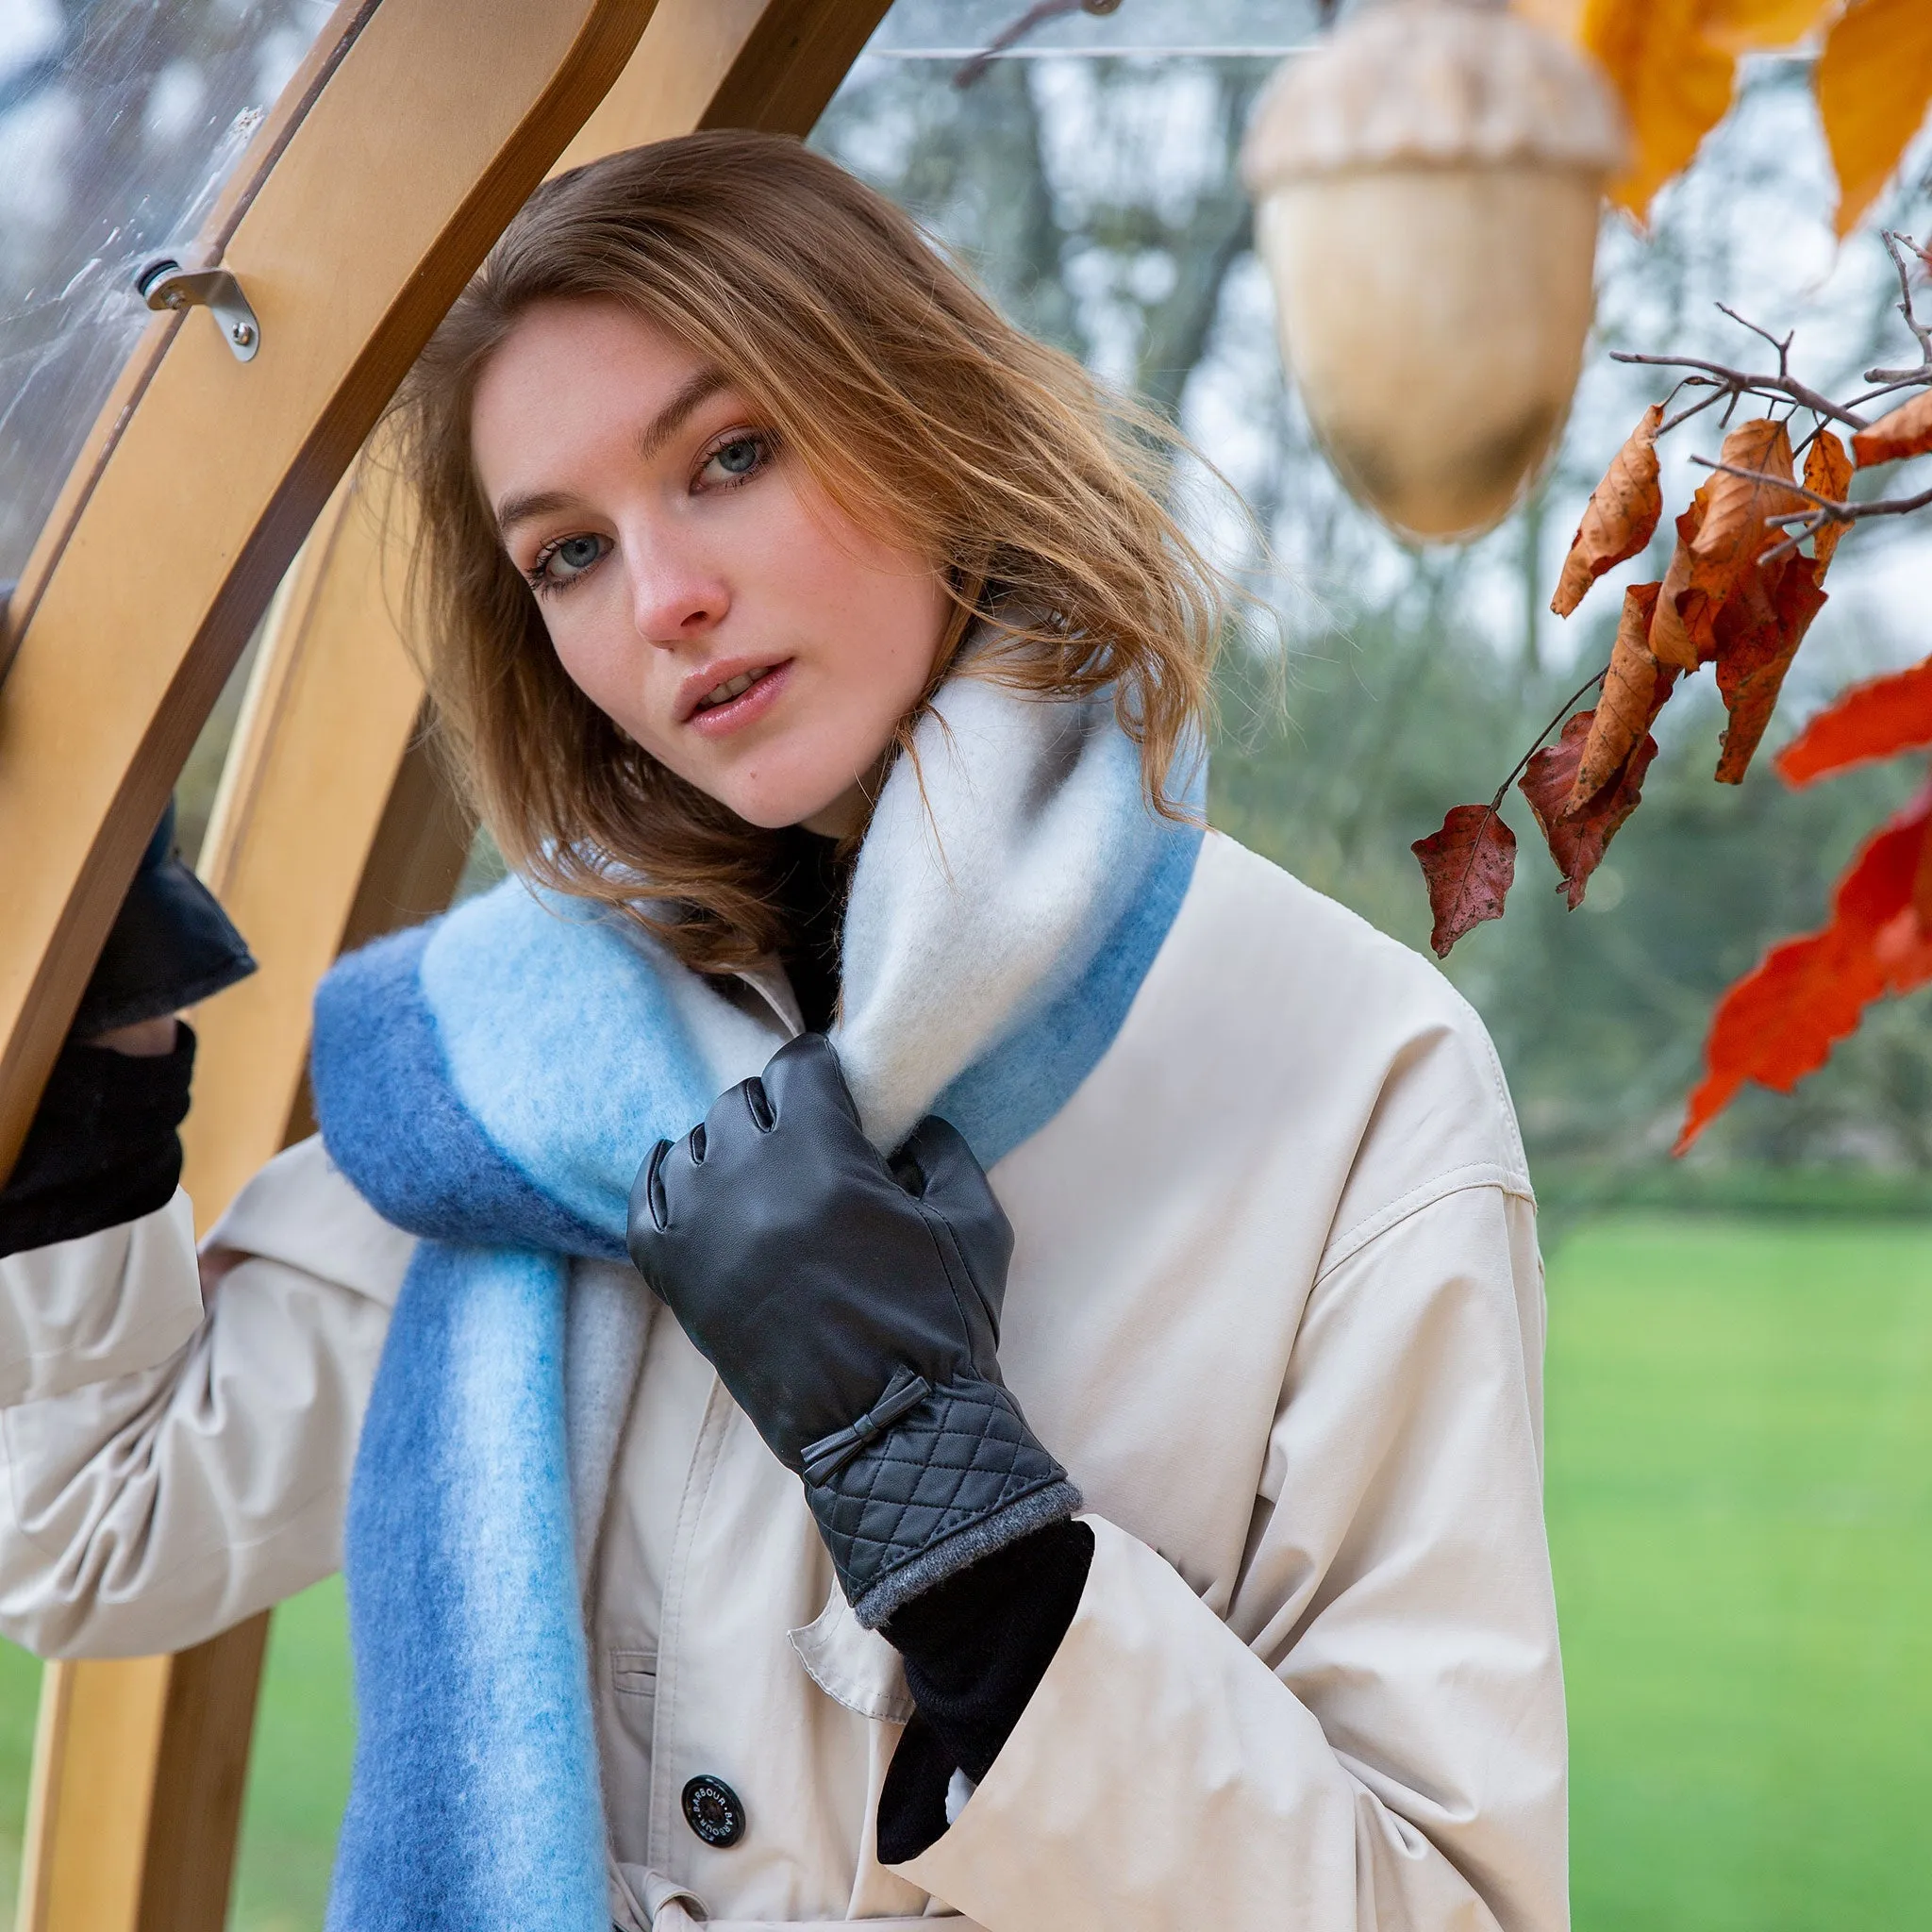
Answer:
[{"left": 231, "top": 321, "right": 255, "bottom": 347}]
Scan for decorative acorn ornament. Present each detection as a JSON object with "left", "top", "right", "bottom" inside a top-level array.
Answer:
[{"left": 1241, "top": 0, "right": 1628, "bottom": 543}]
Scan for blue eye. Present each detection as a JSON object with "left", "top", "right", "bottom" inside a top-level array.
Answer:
[
  {"left": 701, "top": 433, "right": 773, "bottom": 487},
  {"left": 532, "top": 533, "right": 608, "bottom": 590}
]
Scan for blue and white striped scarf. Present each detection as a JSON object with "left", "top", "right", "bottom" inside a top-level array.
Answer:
[{"left": 308, "top": 675, "right": 1202, "bottom": 1931}]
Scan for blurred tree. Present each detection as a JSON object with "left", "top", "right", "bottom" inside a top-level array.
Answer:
[{"left": 816, "top": 46, "right": 1932, "bottom": 1187}]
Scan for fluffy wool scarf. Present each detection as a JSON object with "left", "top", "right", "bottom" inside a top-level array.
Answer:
[{"left": 308, "top": 675, "right": 1202, "bottom": 1931}]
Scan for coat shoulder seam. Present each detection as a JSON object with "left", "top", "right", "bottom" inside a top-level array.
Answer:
[{"left": 1317, "top": 1163, "right": 1534, "bottom": 1284}]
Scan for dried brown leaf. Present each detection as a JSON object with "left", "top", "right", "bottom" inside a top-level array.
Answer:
[
  {"left": 1650, "top": 419, "right": 1802, "bottom": 669},
  {"left": 1649, "top": 490, "right": 1709, "bottom": 671},
  {"left": 1521, "top": 711, "right": 1658, "bottom": 910},
  {"left": 1851, "top": 389, "right": 1932, "bottom": 467},
  {"left": 1713, "top": 555, "right": 1829, "bottom": 783},
  {"left": 1570, "top": 582, "right": 1673, "bottom": 808},
  {"left": 1802, "top": 429, "right": 1855, "bottom": 572},
  {"left": 1551, "top": 405, "right": 1665, "bottom": 617},
  {"left": 1411, "top": 806, "right": 1517, "bottom": 958}
]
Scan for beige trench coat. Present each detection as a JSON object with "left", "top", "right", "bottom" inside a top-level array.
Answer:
[{"left": 0, "top": 832, "right": 1564, "bottom": 1931}]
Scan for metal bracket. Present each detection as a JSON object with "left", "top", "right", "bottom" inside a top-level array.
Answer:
[{"left": 135, "top": 259, "right": 261, "bottom": 362}]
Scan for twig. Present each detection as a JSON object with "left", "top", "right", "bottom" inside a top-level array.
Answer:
[
  {"left": 1760, "top": 484, "right": 1932, "bottom": 563},
  {"left": 1689, "top": 455, "right": 1839, "bottom": 517},
  {"left": 1716, "top": 302, "right": 1793, "bottom": 375},
  {"left": 1489, "top": 667, "right": 1611, "bottom": 808},
  {"left": 1883, "top": 230, "right": 1932, "bottom": 366},
  {"left": 1610, "top": 351, "right": 1872, "bottom": 430},
  {"left": 1687, "top": 453, "right": 1932, "bottom": 562},
  {"left": 954, "top": 0, "right": 1122, "bottom": 88},
  {"left": 1658, "top": 386, "right": 1733, "bottom": 436}
]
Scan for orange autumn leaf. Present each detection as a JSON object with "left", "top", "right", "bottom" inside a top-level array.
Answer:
[
  {"left": 1701, "top": 0, "right": 1840, "bottom": 55},
  {"left": 1571, "top": 582, "right": 1674, "bottom": 806},
  {"left": 1521, "top": 710, "right": 1660, "bottom": 909},
  {"left": 1774, "top": 655, "right": 1932, "bottom": 784},
  {"left": 1650, "top": 419, "right": 1803, "bottom": 669},
  {"left": 1412, "top": 806, "right": 1517, "bottom": 958},
  {"left": 1816, "top": 0, "right": 1932, "bottom": 237},
  {"left": 1713, "top": 555, "right": 1829, "bottom": 783},
  {"left": 1676, "top": 785, "right": 1932, "bottom": 1150},
  {"left": 1563, "top": 0, "right": 1739, "bottom": 216},
  {"left": 1850, "top": 388, "right": 1932, "bottom": 466},
  {"left": 1552, "top": 405, "right": 1665, "bottom": 617},
  {"left": 1802, "top": 428, "right": 1856, "bottom": 570}
]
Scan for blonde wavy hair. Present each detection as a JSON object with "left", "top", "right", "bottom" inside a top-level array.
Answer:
[{"left": 389, "top": 129, "right": 1226, "bottom": 974}]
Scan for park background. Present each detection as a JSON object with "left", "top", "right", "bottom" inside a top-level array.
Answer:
[{"left": 1, "top": 2, "right": 1929, "bottom": 1925}]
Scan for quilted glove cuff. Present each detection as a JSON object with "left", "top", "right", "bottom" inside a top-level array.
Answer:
[{"left": 804, "top": 1372, "right": 1079, "bottom": 1628}]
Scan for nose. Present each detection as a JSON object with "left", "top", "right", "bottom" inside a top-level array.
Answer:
[{"left": 623, "top": 524, "right": 730, "bottom": 645}]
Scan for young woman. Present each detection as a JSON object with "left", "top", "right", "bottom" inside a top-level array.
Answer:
[{"left": 0, "top": 133, "right": 1564, "bottom": 1932}]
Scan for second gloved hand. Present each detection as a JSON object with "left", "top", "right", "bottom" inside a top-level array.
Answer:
[{"left": 627, "top": 1033, "right": 1079, "bottom": 1628}]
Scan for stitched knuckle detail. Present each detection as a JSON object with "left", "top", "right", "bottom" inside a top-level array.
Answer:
[
  {"left": 645, "top": 1141, "right": 672, "bottom": 1232},
  {"left": 802, "top": 1377, "right": 1070, "bottom": 1607}
]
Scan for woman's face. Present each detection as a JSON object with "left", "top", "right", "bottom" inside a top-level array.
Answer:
[{"left": 470, "top": 298, "right": 950, "bottom": 835}]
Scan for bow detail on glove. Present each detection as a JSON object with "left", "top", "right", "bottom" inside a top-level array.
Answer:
[{"left": 627, "top": 1033, "right": 1079, "bottom": 1627}]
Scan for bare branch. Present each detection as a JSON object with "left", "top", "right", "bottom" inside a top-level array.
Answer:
[
  {"left": 1861, "top": 232, "right": 1932, "bottom": 381},
  {"left": 1489, "top": 667, "right": 1610, "bottom": 808},
  {"left": 1886, "top": 230, "right": 1932, "bottom": 361},
  {"left": 955, "top": 0, "right": 1121, "bottom": 88},
  {"left": 1658, "top": 385, "right": 1732, "bottom": 436},
  {"left": 1688, "top": 456, "right": 1846, "bottom": 520},
  {"left": 1716, "top": 301, "right": 1793, "bottom": 375},
  {"left": 1609, "top": 351, "right": 1872, "bottom": 430}
]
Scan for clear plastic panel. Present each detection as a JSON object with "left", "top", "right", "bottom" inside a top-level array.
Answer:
[
  {"left": 0, "top": 0, "right": 340, "bottom": 589},
  {"left": 868, "top": 0, "right": 1320, "bottom": 58}
]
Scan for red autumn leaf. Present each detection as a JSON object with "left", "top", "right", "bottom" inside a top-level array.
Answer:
[
  {"left": 1571, "top": 582, "right": 1674, "bottom": 808},
  {"left": 1521, "top": 710, "right": 1659, "bottom": 910},
  {"left": 1676, "top": 785, "right": 1932, "bottom": 1151},
  {"left": 1551, "top": 404, "right": 1665, "bottom": 617},
  {"left": 1713, "top": 554, "right": 1829, "bottom": 784},
  {"left": 1774, "top": 656, "right": 1932, "bottom": 786},
  {"left": 1850, "top": 388, "right": 1932, "bottom": 467},
  {"left": 1650, "top": 419, "right": 1805, "bottom": 671},
  {"left": 1802, "top": 429, "right": 1855, "bottom": 572},
  {"left": 1412, "top": 806, "right": 1517, "bottom": 958}
]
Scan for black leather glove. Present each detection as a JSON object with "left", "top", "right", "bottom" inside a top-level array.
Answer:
[
  {"left": 627, "top": 1033, "right": 1079, "bottom": 1628},
  {"left": 69, "top": 800, "right": 256, "bottom": 1038},
  {"left": 0, "top": 798, "right": 253, "bottom": 1257}
]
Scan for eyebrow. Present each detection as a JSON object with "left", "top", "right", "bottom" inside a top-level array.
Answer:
[{"left": 492, "top": 367, "right": 731, "bottom": 537}]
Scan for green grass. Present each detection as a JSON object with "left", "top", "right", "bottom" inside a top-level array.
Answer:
[
  {"left": 0, "top": 1215, "right": 1925, "bottom": 1929},
  {"left": 1548, "top": 1219, "right": 1932, "bottom": 1932}
]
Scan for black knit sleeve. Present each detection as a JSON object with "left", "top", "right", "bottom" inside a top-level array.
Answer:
[
  {"left": 875, "top": 1517, "right": 1094, "bottom": 1862},
  {"left": 0, "top": 1026, "right": 197, "bottom": 1259}
]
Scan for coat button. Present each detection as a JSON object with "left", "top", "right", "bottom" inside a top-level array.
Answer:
[{"left": 681, "top": 1774, "right": 746, "bottom": 1847}]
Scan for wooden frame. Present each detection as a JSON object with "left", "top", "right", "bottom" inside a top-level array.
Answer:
[{"left": 4, "top": 3, "right": 889, "bottom": 1926}]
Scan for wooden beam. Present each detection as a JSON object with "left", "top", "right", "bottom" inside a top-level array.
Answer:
[
  {"left": 0, "top": 0, "right": 659, "bottom": 1184},
  {"left": 10, "top": 6, "right": 891, "bottom": 1930},
  {"left": 176, "top": 475, "right": 472, "bottom": 1223},
  {"left": 4, "top": 2, "right": 669, "bottom": 1927}
]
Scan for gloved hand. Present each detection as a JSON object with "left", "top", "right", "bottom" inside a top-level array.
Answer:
[
  {"left": 627, "top": 1033, "right": 1079, "bottom": 1628},
  {"left": 0, "top": 799, "right": 254, "bottom": 1257}
]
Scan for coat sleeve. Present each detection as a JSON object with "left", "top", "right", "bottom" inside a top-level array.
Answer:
[
  {"left": 894, "top": 1180, "right": 1567, "bottom": 1932},
  {"left": 0, "top": 1136, "right": 412, "bottom": 1658}
]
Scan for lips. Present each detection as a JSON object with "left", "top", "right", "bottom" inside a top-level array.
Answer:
[
  {"left": 695, "top": 667, "right": 766, "bottom": 711},
  {"left": 679, "top": 657, "right": 794, "bottom": 738}
]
